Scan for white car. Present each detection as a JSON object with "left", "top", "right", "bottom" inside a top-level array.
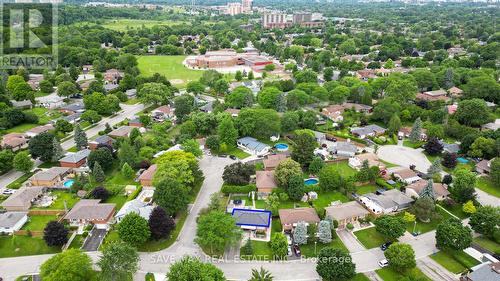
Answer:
[
  {"left": 2, "top": 189, "right": 15, "bottom": 195},
  {"left": 378, "top": 259, "right": 389, "bottom": 268},
  {"left": 287, "top": 245, "right": 292, "bottom": 256}
]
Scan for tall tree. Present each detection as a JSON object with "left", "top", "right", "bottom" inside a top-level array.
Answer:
[
  {"left": 29, "top": 132, "right": 57, "bottom": 162},
  {"left": 92, "top": 162, "right": 105, "bottom": 183},
  {"left": 43, "top": 221, "right": 69, "bottom": 247},
  {"left": 388, "top": 113, "right": 402, "bottom": 135},
  {"left": 384, "top": 243, "right": 416, "bottom": 273},
  {"left": 450, "top": 169, "right": 476, "bottom": 203},
  {"left": 291, "top": 132, "right": 316, "bottom": 167},
  {"left": 374, "top": 215, "right": 406, "bottom": 240},
  {"left": 118, "top": 213, "right": 151, "bottom": 246},
  {"left": 436, "top": 218, "right": 472, "bottom": 251},
  {"left": 51, "top": 137, "right": 64, "bottom": 162},
  {"left": 148, "top": 206, "right": 175, "bottom": 240},
  {"left": 167, "top": 257, "right": 225, "bottom": 281},
  {"left": 74, "top": 125, "right": 88, "bottom": 151},
  {"left": 274, "top": 158, "right": 303, "bottom": 189},
  {"left": 293, "top": 221, "right": 308, "bottom": 245},
  {"left": 469, "top": 206, "right": 500, "bottom": 238},
  {"left": 98, "top": 241, "right": 139, "bottom": 281},
  {"left": 153, "top": 180, "right": 189, "bottom": 216},
  {"left": 217, "top": 117, "right": 238, "bottom": 148},
  {"left": 427, "top": 159, "right": 442, "bottom": 177},
  {"left": 269, "top": 233, "right": 288, "bottom": 260},
  {"left": 249, "top": 267, "right": 274, "bottom": 281},
  {"left": 13, "top": 151, "right": 33, "bottom": 173},
  {"left": 287, "top": 174, "right": 305, "bottom": 201},
  {"left": 118, "top": 141, "right": 138, "bottom": 168},
  {"left": 316, "top": 248, "right": 356, "bottom": 281},
  {"left": 195, "top": 211, "right": 242, "bottom": 255},
  {"left": 419, "top": 180, "right": 435, "bottom": 200},
  {"left": 318, "top": 220, "right": 332, "bottom": 243},
  {"left": 409, "top": 117, "right": 422, "bottom": 143},
  {"left": 40, "top": 249, "right": 93, "bottom": 281}
]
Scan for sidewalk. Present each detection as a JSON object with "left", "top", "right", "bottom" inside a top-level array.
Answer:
[{"left": 417, "top": 256, "right": 458, "bottom": 281}]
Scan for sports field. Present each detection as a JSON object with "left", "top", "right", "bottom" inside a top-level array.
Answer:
[
  {"left": 137, "top": 55, "right": 204, "bottom": 88},
  {"left": 102, "top": 19, "right": 189, "bottom": 31}
]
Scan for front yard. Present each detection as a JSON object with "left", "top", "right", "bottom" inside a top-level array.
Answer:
[
  {"left": 430, "top": 250, "right": 480, "bottom": 274},
  {"left": 398, "top": 207, "right": 455, "bottom": 234},
  {"left": 473, "top": 236, "right": 500, "bottom": 254},
  {"left": 353, "top": 227, "right": 387, "bottom": 249},
  {"left": 0, "top": 236, "right": 60, "bottom": 258},
  {"left": 476, "top": 176, "right": 499, "bottom": 198},
  {"left": 376, "top": 267, "right": 431, "bottom": 281},
  {"left": 300, "top": 232, "right": 348, "bottom": 257}
]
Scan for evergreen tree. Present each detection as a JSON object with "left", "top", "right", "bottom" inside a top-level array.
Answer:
[
  {"left": 409, "top": 117, "right": 423, "bottom": 143},
  {"left": 74, "top": 125, "right": 88, "bottom": 151},
  {"left": 51, "top": 137, "right": 64, "bottom": 162},
  {"left": 241, "top": 239, "right": 253, "bottom": 256},
  {"left": 248, "top": 71, "right": 254, "bottom": 80},
  {"left": 419, "top": 180, "right": 436, "bottom": 201},
  {"left": 121, "top": 163, "right": 135, "bottom": 179},
  {"left": 287, "top": 174, "right": 305, "bottom": 201},
  {"left": 427, "top": 159, "right": 442, "bottom": 177},
  {"left": 293, "top": 221, "right": 308, "bottom": 245},
  {"left": 443, "top": 68, "right": 454, "bottom": 89},
  {"left": 318, "top": 220, "right": 332, "bottom": 243},
  {"left": 388, "top": 114, "right": 402, "bottom": 135},
  {"left": 92, "top": 162, "right": 105, "bottom": 183}
]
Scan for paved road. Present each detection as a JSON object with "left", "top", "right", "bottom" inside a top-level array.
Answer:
[
  {"left": 0, "top": 103, "right": 144, "bottom": 194},
  {"left": 475, "top": 188, "right": 500, "bottom": 207},
  {"left": 377, "top": 145, "right": 431, "bottom": 172},
  {"left": 417, "top": 256, "right": 458, "bottom": 281},
  {"left": 337, "top": 229, "right": 366, "bottom": 252}
]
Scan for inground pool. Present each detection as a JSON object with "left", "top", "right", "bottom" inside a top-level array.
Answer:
[
  {"left": 457, "top": 157, "right": 469, "bottom": 164},
  {"left": 63, "top": 179, "right": 75, "bottom": 188},
  {"left": 275, "top": 143, "right": 289, "bottom": 151},
  {"left": 304, "top": 178, "right": 319, "bottom": 186}
]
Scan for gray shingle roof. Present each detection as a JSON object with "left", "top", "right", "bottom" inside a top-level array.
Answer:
[
  {"left": 232, "top": 209, "right": 271, "bottom": 227},
  {"left": 64, "top": 199, "right": 115, "bottom": 221},
  {"left": 0, "top": 212, "right": 28, "bottom": 228},
  {"left": 0, "top": 187, "right": 45, "bottom": 210},
  {"left": 237, "top": 137, "right": 270, "bottom": 153},
  {"left": 31, "top": 167, "right": 70, "bottom": 181},
  {"left": 468, "top": 263, "right": 500, "bottom": 281},
  {"left": 350, "top": 124, "right": 386, "bottom": 136},
  {"left": 59, "top": 149, "right": 90, "bottom": 164}
]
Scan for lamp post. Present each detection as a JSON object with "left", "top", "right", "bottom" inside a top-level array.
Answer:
[{"left": 314, "top": 241, "right": 317, "bottom": 255}]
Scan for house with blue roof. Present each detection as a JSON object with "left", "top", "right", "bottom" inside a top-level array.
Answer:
[
  {"left": 232, "top": 208, "right": 272, "bottom": 241},
  {"left": 237, "top": 137, "right": 270, "bottom": 156}
]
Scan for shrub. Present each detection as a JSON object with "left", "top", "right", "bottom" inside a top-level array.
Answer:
[
  {"left": 221, "top": 184, "right": 256, "bottom": 195},
  {"left": 376, "top": 178, "right": 393, "bottom": 189}
]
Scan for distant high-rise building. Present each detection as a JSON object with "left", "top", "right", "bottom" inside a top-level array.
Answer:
[
  {"left": 242, "top": 0, "right": 253, "bottom": 12},
  {"left": 262, "top": 12, "right": 289, "bottom": 29},
  {"left": 293, "top": 13, "right": 312, "bottom": 24},
  {"left": 225, "top": 0, "right": 252, "bottom": 16}
]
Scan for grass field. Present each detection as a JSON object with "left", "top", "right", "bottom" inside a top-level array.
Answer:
[
  {"left": 99, "top": 19, "right": 189, "bottom": 31},
  {"left": 430, "top": 250, "right": 480, "bottom": 274},
  {"left": 328, "top": 161, "right": 358, "bottom": 178},
  {"left": 33, "top": 190, "right": 79, "bottom": 210},
  {"left": 474, "top": 236, "right": 500, "bottom": 254},
  {"left": 239, "top": 240, "right": 273, "bottom": 260},
  {"left": 354, "top": 227, "right": 387, "bottom": 249},
  {"left": 356, "top": 184, "right": 378, "bottom": 195},
  {"left": 137, "top": 55, "right": 204, "bottom": 87},
  {"left": 0, "top": 236, "right": 60, "bottom": 258},
  {"left": 301, "top": 232, "right": 348, "bottom": 257},
  {"left": 376, "top": 267, "right": 431, "bottom": 281},
  {"left": 476, "top": 176, "right": 499, "bottom": 198},
  {"left": 22, "top": 215, "right": 58, "bottom": 231},
  {"left": 398, "top": 207, "right": 455, "bottom": 234}
]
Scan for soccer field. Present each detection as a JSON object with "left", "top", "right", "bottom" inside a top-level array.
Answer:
[{"left": 137, "top": 55, "right": 205, "bottom": 88}]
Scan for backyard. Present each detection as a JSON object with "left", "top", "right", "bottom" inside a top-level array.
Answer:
[
  {"left": 353, "top": 227, "right": 387, "bottom": 249},
  {"left": 21, "top": 215, "right": 58, "bottom": 231},
  {"left": 430, "top": 250, "right": 480, "bottom": 274},
  {"left": 0, "top": 236, "right": 60, "bottom": 258},
  {"left": 137, "top": 55, "right": 204, "bottom": 87},
  {"left": 32, "top": 190, "right": 80, "bottom": 210}
]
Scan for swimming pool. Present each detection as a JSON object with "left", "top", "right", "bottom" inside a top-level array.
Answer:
[
  {"left": 63, "top": 179, "right": 75, "bottom": 188},
  {"left": 457, "top": 157, "right": 469, "bottom": 164},
  {"left": 304, "top": 178, "right": 319, "bottom": 186},
  {"left": 275, "top": 143, "right": 289, "bottom": 151}
]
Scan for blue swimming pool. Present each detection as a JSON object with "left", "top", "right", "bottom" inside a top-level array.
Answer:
[
  {"left": 63, "top": 180, "right": 75, "bottom": 188},
  {"left": 304, "top": 178, "right": 319, "bottom": 186},
  {"left": 275, "top": 143, "right": 289, "bottom": 151},
  {"left": 457, "top": 157, "right": 469, "bottom": 164}
]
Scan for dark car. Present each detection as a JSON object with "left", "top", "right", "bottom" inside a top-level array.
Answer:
[
  {"left": 293, "top": 244, "right": 301, "bottom": 257},
  {"left": 219, "top": 154, "right": 228, "bottom": 158},
  {"left": 233, "top": 199, "right": 242, "bottom": 205},
  {"left": 229, "top": 155, "right": 237, "bottom": 160},
  {"left": 380, "top": 242, "right": 393, "bottom": 251}
]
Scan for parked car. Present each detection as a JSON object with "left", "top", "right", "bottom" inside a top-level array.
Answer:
[
  {"left": 2, "top": 189, "right": 15, "bottom": 195},
  {"left": 219, "top": 154, "right": 228, "bottom": 158},
  {"left": 293, "top": 244, "right": 301, "bottom": 257},
  {"left": 380, "top": 242, "right": 393, "bottom": 251},
  {"left": 233, "top": 199, "right": 242, "bottom": 205},
  {"left": 229, "top": 155, "right": 237, "bottom": 160},
  {"left": 378, "top": 259, "right": 389, "bottom": 268},
  {"left": 287, "top": 245, "right": 292, "bottom": 256}
]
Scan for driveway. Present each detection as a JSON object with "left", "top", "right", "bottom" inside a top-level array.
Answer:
[
  {"left": 377, "top": 145, "right": 431, "bottom": 172},
  {"left": 82, "top": 228, "right": 107, "bottom": 252},
  {"left": 337, "top": 229, "right": 366, "bottom": 253}
]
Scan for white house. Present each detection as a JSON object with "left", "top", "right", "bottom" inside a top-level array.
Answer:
[
  {"left": 115, "top": 189, "right": 155, "bottom": 223},
  {"left": 0, "top": 212, "right": 28, "bottom": 234},
  {"left": 359, "top": 189, "right": 414, "bottom": 214},
  {"left": 237, "top": 137, "right": 270, "bottom": 156}
]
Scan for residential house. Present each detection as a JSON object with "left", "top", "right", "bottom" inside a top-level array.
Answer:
[
  {"left": 0, "top": 187, "right": 46, "bottom": 211},
  {"left": 325, "top": 201, "right": 369, "bottom": 228},
  {"left": 256, "top": 170, "right": 277, "bottom": 193},
  {"left": 391, "top": 167, "right": 421, "bottom": 184},
  {"left": 62, "top": 112, "right": 82, "bottom": 124},
  {"left": 27, "top": 74, "right": 44, "bottom": 90},
  {"left": 151, "top": 105, "right": 175, "bottom": 121},
  {"left": 398, "top": 127, "right": 427, "bottom": 141},
  {"left": 359, "top": 189, "right": 414, "bottom": 214},
  {"left": 108, "top": 126, "right": 135, "bottom": 139},
  {"left": 439, "top": 141, "right": 460, "bottom": 154},
  {"left": 263, "top": 154, "right": 288, "bottom": 171},
  {"left": 1, "top": 133, "right": 28, "bottom": 151},
  {"left": 104, "top": 83, "right": 119, "bottom": 92},
  {"left": 349, "top": 152, "right": 385, "bottom": 170},
  {"left": 416, "top": 89, "right": 450, "bottom": 102},
  {"left": 104, "top": 69, "right": 123, "bottom": 84},
  {"left": 330, "top": 141, "right": 358, "bottom": 157},
  {"left": 82, "top": 65, "right": 93, "bottom": 74},
  {"left": 231, "top": 208, "right": 272, "bottom": 232},
  {"left": 30, "top": 167, "right": 71, "bottom": 187},
  {"left": 125, "top": 89, "right": 137, "bottom": 99},
  {"left": 128, "top": 117, "right": 143, "bottom": 128},
  {"left": 482, "top": 119, "right": 500, "bottom": 131},
  {"left": 89, "top": 135, "right": 115, "bottom": 151},
  {"left": 199, "top": 101, "right": 214, "bottom": 113},
  {"left": 322, "top": 105, "right": 344, "bottom": 122},
  {"left": 463, "top": 262, "right": 500, "bottom": 281},
  {"left": 64, "top": 199, "right": 116, "bottom": 230},
  {"left": 225, "top": 108, "right": 241, "bottom": 117},
  {"left": 342, "top": 102, "right": 373, "bottom": 113},
  {"left": 237, "top": 137, "right": 271, "bottom": 156},
  {"left": 36, "top": 94, "right": 64, "bottom": 109},
  {"left": 350, "top": 124, "right": 386, "bottom": 139},
  {"left": 138, "top": 164, "right": 157, "bottom": 187},
  {"left": 0, "top": 212, "right": 28, "bottom": 234},
  {"left": 476, "top": 159, "right": 493, "bottom": 175},
  {"left": 59, "top": 103, "right": 85, "bottom": 115},
  {"left": 59, "top": 149, "right": 91, "bottom": 168},
  {"left": 115, "top": 189, "right": 155, "bottom": 223},
  {"left": 278, "top": 208, "right": 320, "bottom": 231},
  {"left": 405, "top": 180, "right": 450, "bottom": 201},
  {"left": 448, "top": 86, "right": 463, "bottom": 98},
  {"left": 10, "top": 100, "right": 33, "bottom": 109},
  {"left": 25, "top": 124, "right": 54, "bottom": 138}
]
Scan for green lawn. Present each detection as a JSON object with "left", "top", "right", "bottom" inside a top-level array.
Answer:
[
  {"left": 356, "top": 184, "right": 378, "bottom": 195},
  {"left": 33, "top": 190, "right": 79, "bottom": 210},
  {"left": 225, "top": 147, "right": 251, "bottom": 159},
  {"left": 102, "top": 19, "right": 189, "bottom": 31},
  {"left": 103, "top": 169, "right": 140, "bottom": 209},
  {"left": 437, "top": 203, "right": 468, "bottom": 219},
  {"left": 376, "top": 267, "right": 431, "bottom": 281},
  {"left": 4, "top": 123, "right": 39, "bottom": 134},
  {"left": 476, "top": 176, "right": 499, "bottom": 198},
  {"left": 301, "top": 232, "right": 348, "bottom": 257},
  {"left": 38, "top": 161, "right": 59, "bottom": 169},
  {"left": 0, "top": 236, "right": 60, "bottom": 258},
  {"left": 399, "top": 207, "right": 455, "bottom": 234},
  {"left": 124, "top": 98, "right": 139, "bottom": 105},
  {"left": 239, "top": 240, "right": 273, "bottom": 260},
  {"left": 349, "top": 274, "right": 370, "bottom": 281},
  {"left": 68, "top": 234, "right": 84, "bottom": 249},
  {"left": 474, "top": 236, "right": 500, "bottom": 254},
  {"left": 138, "top": 211, "right": 188, "bottom": 252},
  {"left": 7, "top": 172, "right": 34, "bottom": 189},
  {"left": 403, "top": 140, "right": 424, "bottom": 149},
  {"left": 22, "top": 215, "right": 57, "bottom": 231},
  {"left": 255, "top": 191, "right": 348, "bottom": 215},
  {"left": 430, "top": 250, "right": 480, "bottom": 274},
  {"left": 354, "top": 227, "right": 387, "bottom": 249},
  {"left": 137, "top": 55, "right": 204, "bottom": 88},
  {"left": 328, "top": 161, "right": 357, "bottom": 178}
]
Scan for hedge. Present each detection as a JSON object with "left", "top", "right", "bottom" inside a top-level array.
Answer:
[
  {"left": 221, "top": 184, "right": 256, "bottom": 195},
  {"left": 375, "top": 178, "right": 393, "bottom": 189},
  {"left": 127, "top": 185, "right": 143, "bottom": 200}
]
